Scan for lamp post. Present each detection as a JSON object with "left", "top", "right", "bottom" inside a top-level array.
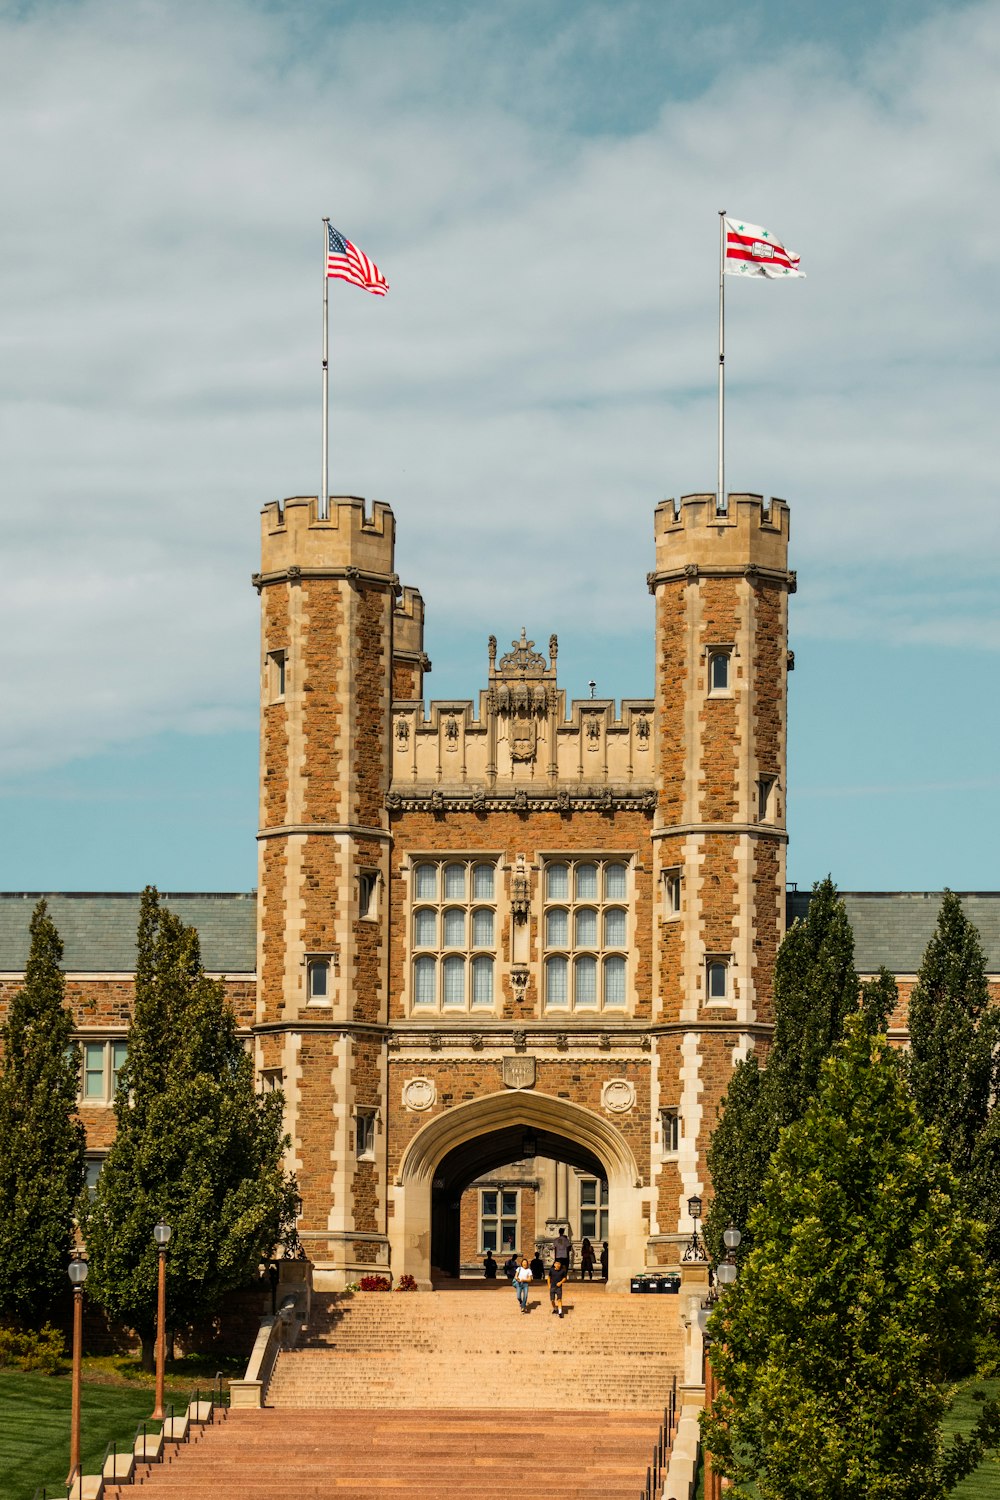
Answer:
[
  {"left": 682, "top": 1194, "right": 706, "bottom": 1262},
  {"left": 704, "top": 1223, "right": 742, "bottom": 1500},
  {"left": 151, "top": 1220, "right": 172, "bottom": 1421},
  {"left": 67, "top": 1256, "right": 88, "bottom": 1488}
]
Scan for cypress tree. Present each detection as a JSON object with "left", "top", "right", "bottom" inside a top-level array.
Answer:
[
  {"left": 706, "top": 877, "right": 858, "bottom": 1258},
  {"left": 82, "top": 888, "right": 297, "bottom": 1367},
  {"left": 909, "top": 889, "right": 996, "bottom": 1181},
  {"left": 0, "top": 899, "right": 86, "bottom": 1323},
  {"left": 860, "top": 966, "right": 898, "bottom": 1037}
]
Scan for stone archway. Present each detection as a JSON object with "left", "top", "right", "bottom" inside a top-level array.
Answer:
[{"left": 390, "top": 1090, "right": 645, "bottom": 1291}]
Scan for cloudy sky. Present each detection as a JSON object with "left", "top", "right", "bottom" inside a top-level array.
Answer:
[{"left": 1, "top": 0, "right": 997, "bottom": 894}]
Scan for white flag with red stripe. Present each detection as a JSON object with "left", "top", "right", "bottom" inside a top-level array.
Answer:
[{"left": 724, "top": 217, "right": 804, "bottom": 278}]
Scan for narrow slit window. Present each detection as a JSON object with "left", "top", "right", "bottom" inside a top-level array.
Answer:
[
  {"left": 708, "top": 651, "right": 730, "bottom": 693},
  {"left": 707, "top": 961, "right": 729, "bottom": 1001}
]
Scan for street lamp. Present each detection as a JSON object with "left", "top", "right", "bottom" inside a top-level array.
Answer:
[
  {"left": 703, "top": 1224, "right": 741, "bottom": 1500},
  {"left": 716, "top": 1223, "right": 742, "bottom": 1286},
  {"left": 682, "top": 1194, "right": 706, "bottom": 1262},
  {"left": 151, "top": 1221, "right": 171, "bottom": 1421},
  {"left": 67, "top": 1256, "right": 88, "bottom": 1489}
]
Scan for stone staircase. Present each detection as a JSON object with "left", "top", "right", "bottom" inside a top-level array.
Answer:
[
  {"left": 105, "top": 1284, "right": 683, "bottom": 1498},
  {"left": 269, "top": 1284, "right": 684, "bottom": 1409}
]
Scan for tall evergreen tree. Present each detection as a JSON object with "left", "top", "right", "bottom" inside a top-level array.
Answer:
[
  {"left": 909, "top": 889, "right": 996, "bottom": 1181},
  {"left": 0, "top": 900, "right": 86, "bottom": 1323},
  {"left": 706, "top": 877, "right": 858, "bottom": 1258},
  {"left": 860, "top": 966, "right": 898, "bottom": 1037},
  {"left": 703, "top": 1016, "right": 1000, "bottom": 1499},
  {"left": 82, "top": 888, "right": 297, "bottom": 1367}
]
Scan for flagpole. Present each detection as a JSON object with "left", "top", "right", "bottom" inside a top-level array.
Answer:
[
  {"left": 718, "top": 209, "right": 726, "bottom": 515},
  {"left": 320, "top": 216, "right": 330, "bottom": 522}
]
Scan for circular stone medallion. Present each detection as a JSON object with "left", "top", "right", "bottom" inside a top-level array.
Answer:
[
  {"left": 401, "top": 1077, "right": 436, "bottom": 1112},
  {"left": 601, "top": 1078, "right": 636, "bottom": 1114}
]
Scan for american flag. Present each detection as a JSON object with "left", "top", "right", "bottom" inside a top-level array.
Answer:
[
  {"left": 326, "top": 224, "right": 389, "bottom": 295},
  {"left": 724, "top": 217, "right": 804, "bottom": 279}
]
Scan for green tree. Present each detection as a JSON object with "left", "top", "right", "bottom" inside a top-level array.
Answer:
[
  {"left": 909, "top": 889, "right": 997, "bottom": 1182},
  {"left": 860, "top": 966, "right": 898, "bottom": 1036},
  {"left": 0, "top": 899, "right": 86, "bottom": 1323},
  {"left": 703, "top": 1015, "right": 1000, "bottom": 1499},
  {"left": 82, "top": 888, "right": 297, "bottom": 1367},
  {"left": 706, "top": 877, "right": 858, "bottom": 1258}
]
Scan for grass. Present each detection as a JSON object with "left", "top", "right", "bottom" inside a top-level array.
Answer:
[{"left": 0, "top": 1354, "right": 239, "bottom": 1500}]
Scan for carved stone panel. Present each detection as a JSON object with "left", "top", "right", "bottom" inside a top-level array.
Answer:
[
  {"left": 401, "top": 1077, "right": 436, "bottom": 1112},
  {"left": 503, "top": 1055, "right": 536, "bottom": 1090},
  {"left": 601, "top": 1078, "right": 636, "bottom": 1114}
]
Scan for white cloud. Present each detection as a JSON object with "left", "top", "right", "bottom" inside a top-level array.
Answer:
[{"left": 0, "top": 0, "right": 998, "bottom": 776}]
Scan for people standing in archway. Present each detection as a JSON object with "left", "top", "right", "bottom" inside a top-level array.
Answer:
[
  {"left": 530, "top": 1248, "right": 545, "bottom": 1282},
  {"left": 600, "top": 1241, "right": 609, "bottom": 1280},
  {"left": 554, "top": 1225, "right": 571, "bottom": 1274},
  {"left": 548, "top": 1258, "right": 568, "bottom": 1317},
  {"left": 483, "top": 1250, "right": 498, "bottom": 1279},
  {"left": 580, "top": 1237, "right": 595, "bottom": 1280},
  {"left": 514, "top": 1257, "right": 532, "bottom": 1313}
]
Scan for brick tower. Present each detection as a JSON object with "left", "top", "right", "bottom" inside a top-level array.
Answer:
[
  {"left": 254, "top": 496, "right": 406, "bottom": 1280},
  {"left": 648, "top": 492, "right": 792, "bottom": 1253}
]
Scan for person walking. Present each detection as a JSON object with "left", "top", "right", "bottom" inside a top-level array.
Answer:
[
  {"left": 580, "top": 1237, "right": 595, "bottom": 1280},
  {"left": 548, "top": 1257, "right": 568, "bottom": 1318},
  {"left": 553, "top": 1226, "right": 571, "bottom": 1274},
  {"left": 514, "top": 1257, "right": 532, "bottom": 1313},
  {"left": 529, "top": 1249, "right": 545, "bottom": 1282},
  {"left": 600, "top": 1241, "right": 609, "bottom": 1280}
]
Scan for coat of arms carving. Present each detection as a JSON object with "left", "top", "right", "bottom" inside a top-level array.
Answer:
[{"left": 502, "top": 1055, "right": 536, "bottom": 1090}]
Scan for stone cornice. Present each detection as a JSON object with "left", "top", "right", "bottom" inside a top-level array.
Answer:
[
  {"left": 256, "top": 823, "right": 391, "bottom": 842},
  {"left": 646, "top": 563, "right": 796, "bottom": 595},
  {"left": 385, "top": 785, "right": 657, "bottom": 815},
  {"left": 652, "top": 823, "right": 789, "bottom": 843},
  {"left": 252, "top": 565, "right": 400, "bottom": 593}
]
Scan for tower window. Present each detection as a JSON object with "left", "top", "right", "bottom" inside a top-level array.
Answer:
[
  {"left": 268, "top": 649, "right": 286, "bottom": 701},
  {"left": 660, "top": 1108, "right": 680, "bottom": 1155},
  {"left": 663, "top": 868, "right": 682, "bottom": 918},
  {"left": 308, "top": 959, "right": 330, "bottom": 1001},
  {"left": 757, "top": 776, "right": 776, "bottom": 822},
  {"left": 358, "top": 871, "right": 378, "bottom": 920},
  {"left": 706, "top": 960, "right": 730, "bottom": 1001},
  {"left": 708, "top": 650, "right": 731, "bottom": 694},
  {"left": 355, "top": 1109, "right": 377, "bottom": 1161}
]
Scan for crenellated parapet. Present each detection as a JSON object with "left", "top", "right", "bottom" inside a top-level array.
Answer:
[
  {"left": 254, "top": 495, "right": 398, "bottom": 589},
  {"left": 648, "top": 492, "right": 793, "bottom": 590}
]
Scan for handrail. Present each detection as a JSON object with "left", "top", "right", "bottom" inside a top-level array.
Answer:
[{"left": 640, "top": 1374, "right": 679, "bottom": 1500}]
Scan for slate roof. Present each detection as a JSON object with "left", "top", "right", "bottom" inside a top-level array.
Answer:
[
  {"left": 0, "top": 889, "right": 996, "bottom": 977},
  {"left": 786, "top": 891, "right": 1000, "bottom": 975},
  {"left": 0, "top": 893, "right": 256, "bottom": 974}
]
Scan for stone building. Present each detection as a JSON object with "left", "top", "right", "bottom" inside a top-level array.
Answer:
[{"left": 1, "top": 489, "right": 998, "bottom": 1290}]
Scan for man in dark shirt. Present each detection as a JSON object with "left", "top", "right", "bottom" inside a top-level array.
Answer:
[{"left": 483, "top": 1250, "right": 498, "bottom": 1279}]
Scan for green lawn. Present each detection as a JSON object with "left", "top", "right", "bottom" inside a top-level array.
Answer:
[{"left": 0, "top": 1371, "right": 157, "bottom": 1500}]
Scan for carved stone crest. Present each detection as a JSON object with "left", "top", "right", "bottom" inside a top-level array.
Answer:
[
  {"left": 503, "top": 1055, "right": 536, "bottom": 1090},
  {"left": 401, "top": 1077, "right": 436, "bottom": 1112},
  {"left": 601, "top": 1079, "right": 636, "bottom": 1114}
]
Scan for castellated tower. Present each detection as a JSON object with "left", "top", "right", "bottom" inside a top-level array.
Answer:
[
  {"left": 648, "top": 493, "right": 792, "bottom": 1255},
  {"left": 254, "top": 496, "right": 413, "bottom": 1280},
  {"left": 255, "top": 488, "right": 791, "bottom": 1288}
]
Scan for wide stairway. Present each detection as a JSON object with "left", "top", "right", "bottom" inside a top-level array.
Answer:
[{"left": 107, "top": 1284, "right": 683, "bottom": 1498}]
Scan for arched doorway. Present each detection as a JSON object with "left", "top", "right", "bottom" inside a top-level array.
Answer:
[{"left": 390, "top": 1090, "right": 645, "bottom": 1291}]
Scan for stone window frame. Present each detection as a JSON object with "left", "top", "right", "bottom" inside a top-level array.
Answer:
[
  {"left": 358, "top": 869, "right": 380, "bottom": 922},
  {"left": 756, "top": 774, "right": 778, "bottom": 823},
  {"left": 705, "top": 953, "right": 733, "bottom": 1004},
  {"left": 304, "top": 951, "right": 337, "bottom": 1005},
  {"left": 703, "top": 643, "right": 737, "bottom": 699},
  {"left": 660, "top": 1107, "right": 681, "bottom": 1157},
  {"left": 266, "top": 648, "right": 287, "bottom": 702},
  {"left": 355, "top": 1107, "right": 378, "bottom": 1162},
  {"left": 538, "top": 853, "right": 634, "bottom": 1016},
  {"left": 662, "top": 866, "right": 683, "bottom": 920},
  {"left": 83, "top": 1150, "right": 108, "bottom": 1197},
  {"left": 480, "top": 1185, "right": 519, "bottom": 1255},
  {"left": 405, "top": 852, "right": 502, "bottom": 1017},
  {"left": 259, "top": 1066, "right": 284, "bottom": 1093},
  {"left": 78, "top": 1036, "right": 128, "bottom": 1106}
]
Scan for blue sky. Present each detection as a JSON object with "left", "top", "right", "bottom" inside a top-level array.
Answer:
[{"left": 1, "top": 0, "right": 997, "bottom": 893}]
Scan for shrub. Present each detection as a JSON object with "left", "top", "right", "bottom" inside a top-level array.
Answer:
[
  {"left": 359, "top": 1275, "right": 391, "bottom": 1292},
  {"left": 0, "top": 1322, "right": 66, "bottom": 1374},
  {"left": 394, "top": 1274, "right": 418, "bottom": 1292}
]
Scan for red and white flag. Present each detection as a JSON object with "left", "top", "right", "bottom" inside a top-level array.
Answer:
[
  {"left": 326, "top": 223, "right": 389, "bottom": 295},
  {"left": 724, "top": 217, "right": 804, "bottom": 279}
]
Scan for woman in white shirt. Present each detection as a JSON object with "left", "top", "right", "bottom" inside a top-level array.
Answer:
[{"left": 514, "top": 1257, "right": 533, "bottom": 1313}]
